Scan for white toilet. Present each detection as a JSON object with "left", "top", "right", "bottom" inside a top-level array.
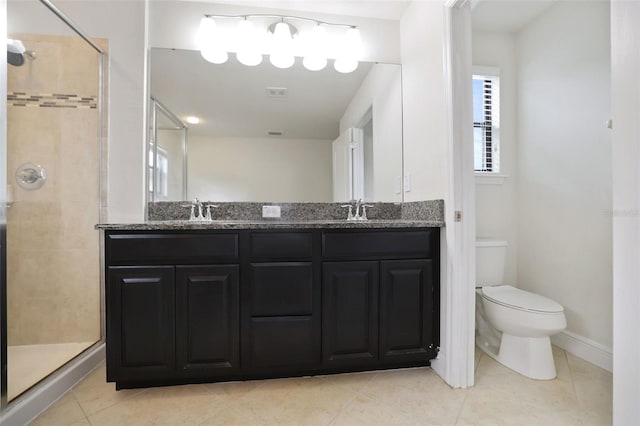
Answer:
[{"left": 476, "top": 238, "right": 567, "bottom": 380}]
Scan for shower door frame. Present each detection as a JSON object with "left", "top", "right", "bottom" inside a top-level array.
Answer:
[
  {"left": 0, "top": 0, "right": 108, "bottom": 411},
  {"left": 148, "top": 97, "right": 188, "bottom": 203}
]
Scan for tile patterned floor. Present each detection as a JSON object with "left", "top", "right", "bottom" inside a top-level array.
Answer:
[{"left": 29, "top": 346, "right": 612, "bottom": 426}]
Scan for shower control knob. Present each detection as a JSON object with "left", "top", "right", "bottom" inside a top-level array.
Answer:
[{"left": 15, "top": 162, "right": 46, "bottom": 190}]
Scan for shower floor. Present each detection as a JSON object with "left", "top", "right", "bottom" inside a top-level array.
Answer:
[{"left": 7, "top": 341, "right": 95, "bottom": 401}]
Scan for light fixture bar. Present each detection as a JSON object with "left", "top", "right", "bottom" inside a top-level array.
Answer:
[
  {"left": 203, "top": 13, "right": 356, "bottom": 29},
  {"left": 198, "top": 14, "right": 363, "bottom": 73}
]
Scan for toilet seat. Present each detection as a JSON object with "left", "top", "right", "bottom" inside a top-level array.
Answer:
[{"left": 481, "top": 285, "right": 564, "bottom": 314}]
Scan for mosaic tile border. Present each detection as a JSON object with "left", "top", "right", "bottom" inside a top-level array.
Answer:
[{"left": 8, "top": 92, "right": 97, "bottom": 109}]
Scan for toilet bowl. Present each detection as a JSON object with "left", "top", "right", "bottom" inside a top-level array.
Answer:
[{"left": 476, "top": 239, "right": 567, "bottom": 380}]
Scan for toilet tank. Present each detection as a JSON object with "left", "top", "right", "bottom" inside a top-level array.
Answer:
[{"left": 476, "top": 238, "right": 507, "bottom": 286}]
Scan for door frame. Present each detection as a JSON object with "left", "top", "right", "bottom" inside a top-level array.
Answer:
[{"left": 431, "top": 0, "right": 476, "bottom": 388}]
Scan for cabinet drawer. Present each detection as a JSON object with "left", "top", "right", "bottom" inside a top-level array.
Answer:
[
  {"left": 322, "top": 230, "right": 434, "bottom": 259},
  {"left": 249, "top": 232, "right": 313, "bottom": 260},
  {"left": 250, "top": 263, "right": 313, "bottom": 316},
  {"left": 107, "top": 233, "right": 239, "bottom": 264},
  {"left": 247, "top": 317, "right": 315, "bottom": 368}
]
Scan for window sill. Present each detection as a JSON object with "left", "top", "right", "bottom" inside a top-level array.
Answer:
[{"left": 475, "top": 173, "right": 509, "bottom": 185}]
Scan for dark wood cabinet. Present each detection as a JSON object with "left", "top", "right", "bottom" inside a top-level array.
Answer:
[
  {"left": 175, "top": 265, "right": 239, "bottom": 377},
  {"left": 379, "top": 260, "right": 435, "bottom": 363},
  {"left": 243, "top": 231, "right": 321, "bottom": 371},
  {"left": 322, "top": 261, "right": 379, "bottom": 366},
  {"left": 104, "top": 227, "right": 439, "bottom": 389},
  {"left": 107, "top": 266, "right": 175, "bottom": 382}
]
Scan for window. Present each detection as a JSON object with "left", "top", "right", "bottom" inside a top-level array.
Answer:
[
  {"left": 473, "top": 71, "right": 500, "bottom": 173},
  {"left": 148, "top": 144, "right": 169, "bottom": 200}
]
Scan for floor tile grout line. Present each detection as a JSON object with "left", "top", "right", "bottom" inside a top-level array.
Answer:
[
  {"left": 78, "top": 385, "right": 151, "bottom": 420},
  {"left": 565, "top": 349, "right": 579, "bottom": 400},
  {"left": 453, "top": 392, "right": 470, "bottom": 426},
  {"left": 323, "top": 388, "right": 364, "bottom": 426},
  {"left": 69, "top": 390, "right": 91, "bottom": 425}
]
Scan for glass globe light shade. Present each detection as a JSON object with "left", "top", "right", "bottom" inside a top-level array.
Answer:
[
  {"left": 198, "top": 17, "right": 228, "bottom": 64},
  {"left": 344, "top": 27, "right": 364, "bottom": 59},
  {"left": 334, "top": 58, "right": 358, "bottom": 73},
  {"left": 303, "top": 24, "right": 327, "bottom": 71},
  {"left": 236, "top": 20, "right": 263, "bottom": 66},
  {"left": 270, "top": 22, "right": 295, "bottom": 69},
  {"left": 201, "top": 46, "right": 228, "bottom": 64},
  {"left": 303, "top": 56, "right": 327, "bottom": 71}
]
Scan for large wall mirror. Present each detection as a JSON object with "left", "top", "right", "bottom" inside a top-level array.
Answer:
[{"left": 149, "top": 47, "right": 403, "bottom": 203}]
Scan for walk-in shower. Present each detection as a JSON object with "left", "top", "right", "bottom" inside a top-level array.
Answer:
[{"left": 1, "top": 0, "right": 106, "bottom": 416}]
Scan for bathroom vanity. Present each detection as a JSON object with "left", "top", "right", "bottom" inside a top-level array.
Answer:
[{"left": 99, "top": 217, "right": 442, "bottom": 390}]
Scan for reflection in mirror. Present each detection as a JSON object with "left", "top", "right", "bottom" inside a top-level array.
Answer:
[
  {"left": 149, "top": 98, "right": 187, "bottom": 201},
  {"left": 149, "top": 48, "right": 403, "bottom": 203}
]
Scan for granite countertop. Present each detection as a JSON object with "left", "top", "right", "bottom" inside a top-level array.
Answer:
[{"left": 95, "top": 218, "right": 445, "bottom": 231}]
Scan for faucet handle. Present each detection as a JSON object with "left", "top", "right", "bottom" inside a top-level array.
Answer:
[
  {"left": 360, "top": 204, "right": 374, "bottom": 221},
  {"left": 340, "top": 204, "right": 355, "bottom": 220},
  {"left": 180, "top": 204, "right": 196, "bottom": 221},
  {"left": 204, "top": 204, "right": 219, "bottom": 221}
]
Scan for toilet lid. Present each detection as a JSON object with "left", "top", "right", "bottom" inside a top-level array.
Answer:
[{"left": 482, "top": 285, "right": 564, "bottom": 313}]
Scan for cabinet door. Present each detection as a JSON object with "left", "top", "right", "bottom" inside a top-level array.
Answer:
[
  {"left": 176, "top": 265, "right": 239, "bottom": 377},
  {"left": 322, "top": 261, "right": 379, "bottom": 366},
  {"left": 379, "top": 260, "right": 433, "bottom": 363},
  {"left": 107, "top": 266, "right": 175, "bottom": 382}
]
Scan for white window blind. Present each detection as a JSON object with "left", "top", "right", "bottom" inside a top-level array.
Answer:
[{"left": 473, "top": 73, "right": 500, "bottom": 173}]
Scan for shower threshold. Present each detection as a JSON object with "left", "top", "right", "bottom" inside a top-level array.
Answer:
[{"left": 7, "top": 341, "right": 95, "bottom": 401}]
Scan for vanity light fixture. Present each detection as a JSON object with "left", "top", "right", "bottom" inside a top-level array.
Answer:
[
  {"left": 334, "top": 27, "right": 363, "bottom": 73},
  {"left": 236, "top": 19, "right": 263, "bottom": 66},
  {"left": 197, "top": 17, "right": 228, "bottom": 64},
  {"left": 303, "top": 24, "right": 328, "bottom": 71},
  {"left": 269, "top": 20, "right": 295, "bottom": 69},
  {"left": 198, "top": 14, "right": 363, "bottom": 73}
]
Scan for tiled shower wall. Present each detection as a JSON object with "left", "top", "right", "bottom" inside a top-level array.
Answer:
[{"left": 6, "top": 34, "right": 105, "bottom": 345}]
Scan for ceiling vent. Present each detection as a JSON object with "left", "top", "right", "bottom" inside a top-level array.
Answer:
[
  {"left": 266, "top": 87, "right": 288, "bottom": 98},
  {"left": 268, "top": 131, "right": 283, "bottom": 136}
]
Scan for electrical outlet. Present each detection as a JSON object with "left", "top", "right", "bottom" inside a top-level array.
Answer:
[
  {"left": 262, "top": 205, "right": 281, "bottom": 218},
  {"left": 404, "top": 173, "right": 411, "bottom": 192}
]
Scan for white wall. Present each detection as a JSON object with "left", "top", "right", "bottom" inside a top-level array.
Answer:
[
  {"left": 339, "top": 63, "right": 403, "bottom": 202},
  {"left": 56, "top": 1, "right": 147, "bottom": 223},
  {"left": 400, "top": 1, "right": 448, "bottom": 201},
  {"left": 611, "top": 1, "right": 640, "bottom": 423},
  {"left": 516, "top": 2, "right": 612, "bottom": 348},
  {"left": 188, "top": 136, "right": 332, "bottom": 202},
  {"left": 472, "top": 32, "right": 518, "bottom": 284}
]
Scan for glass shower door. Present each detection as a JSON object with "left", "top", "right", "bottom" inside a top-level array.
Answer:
[{"left": 3, "top": 0, "right": 104, "bottom": 404}]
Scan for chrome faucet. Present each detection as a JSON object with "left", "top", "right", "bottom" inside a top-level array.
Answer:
[
  {"left": 354, "top": 199, "right": 363, "bottom": 220},
  {"left": 194, "top": 198, "right": 203, "bottom": 220},
  {"left": 204, "top": 204, "right": 219, "bottom": 221},
  {"left": 341, "top": 199, "right": 374, "bottom": 221},
  {"left": 181, "top": 198, "right": 213, "bottom": 221},
  {"left": 340, "top": 204, "right": 355, "bottom": 220}
]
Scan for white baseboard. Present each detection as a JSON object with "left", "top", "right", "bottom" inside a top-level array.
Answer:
[
  {"left": 551, "top": 330, "right": 612, "bottom": 372},
  {"left": 0, "top": 343, "right": 105, "bottom": 426}
]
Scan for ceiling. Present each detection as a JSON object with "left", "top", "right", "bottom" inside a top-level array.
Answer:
[
  {"left": 150, "top": 48, "right": 376, "bottom": 140},
  {"left": 471, "top": 0, "right": 558, "bottom": 33},
  {"left": 191, "top": 0, "right": 411, "bottom": 21}
]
